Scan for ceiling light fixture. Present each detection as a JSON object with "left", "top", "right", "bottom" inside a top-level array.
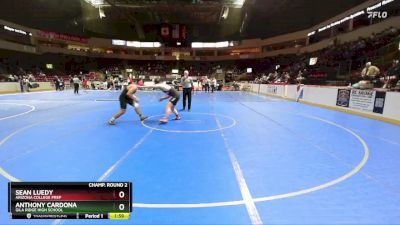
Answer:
[
  {"left": 234, "top": 0, "right": 245, "bottom": 7},
  {"left": 84, "top": 0, "right": 106, "bottom": 8},
  {"left": 99, "top": 6, "right": 106, "bottom": 18},
  {"left": 222, "top": 7, "right": 229, "bottom": 19}
]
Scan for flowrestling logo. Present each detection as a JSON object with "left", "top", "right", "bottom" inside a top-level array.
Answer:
[{"left": 367, "top": 11, "right": 388, "bottom": 19}]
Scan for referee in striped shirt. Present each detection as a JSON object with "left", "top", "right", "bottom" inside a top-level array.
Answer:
[{"left": 181, "top": 70, "right": 194, "bottom": 111}]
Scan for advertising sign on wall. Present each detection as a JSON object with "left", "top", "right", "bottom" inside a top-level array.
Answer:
[{"left": 336, "top": 89, "right": 386, "bottom": 114}]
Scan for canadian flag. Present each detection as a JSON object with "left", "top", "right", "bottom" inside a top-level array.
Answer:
[{"left": 161, "top": 25, "right": 169, "bottom": 38}]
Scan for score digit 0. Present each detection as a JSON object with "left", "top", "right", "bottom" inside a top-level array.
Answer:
[{"left": 119, "top": 191, "right": 125, "bottom": 199}]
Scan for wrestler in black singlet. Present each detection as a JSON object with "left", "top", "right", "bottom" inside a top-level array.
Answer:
[
  {"left": 119, "top": 87, "right": 135, "bottom": 109},
  {"left": 165, "top": 88, "right": 180, "bottom": 106}
]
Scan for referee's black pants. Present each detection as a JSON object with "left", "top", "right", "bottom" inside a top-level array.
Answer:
[
  {"left": 74, "top": 83, "right": 79, "bottom": 94},
  {"left": 182, "top": 88, "right": 192, "bottom": 110},
  {"left": 204, "top": 84, "right": 210, "bottom": 92}
]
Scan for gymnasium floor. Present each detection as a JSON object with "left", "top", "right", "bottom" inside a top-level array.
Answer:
[{"left": 0, "top": 90, "right": 399, "bottom": 225}]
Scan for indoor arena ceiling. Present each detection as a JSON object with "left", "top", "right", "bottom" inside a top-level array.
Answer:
[{"left": 0, "top": 0, "right": 367, "bottom": 41}]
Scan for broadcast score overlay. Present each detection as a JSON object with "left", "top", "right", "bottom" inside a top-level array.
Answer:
[{"left": 8, "top": 182, "right": 132, "bottom": 220}]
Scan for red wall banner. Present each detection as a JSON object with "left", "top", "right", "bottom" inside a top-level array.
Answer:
[{"left": 37, "top": 31, "right": 88, "bottom": 44}]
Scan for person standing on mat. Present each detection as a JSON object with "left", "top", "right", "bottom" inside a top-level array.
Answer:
[
  {"left": 19, "top": 76, "right": 25, "bottom": 92},
  {"left": 181, "top": 70, "right": 194, "bottom": 111},
  {"left": 204, "top": 76, "right": 210, "bottom": 92},
  {"left": 53, "top": 76, "right": 59, "bottom": 91},
  {"left": 69, "top": 76, "right": 74, "bottom": 90},
  {"left": 211, "top": 77, "right": 217, "bottom": 93},
  {"left": 73, "top": 75, "right": 80, "bottom": 95},
  {"left": 108, "top": 83, "right": 148, "bottom": 125}
]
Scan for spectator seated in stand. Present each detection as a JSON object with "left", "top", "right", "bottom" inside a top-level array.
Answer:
[
  {"left": 27, "top": 73, "right": 35, "bottom": 82},
  {"left": 232, "top": 81, "right": 240, "bottom": 91},
  {"left": 8, "top": 74, "right": 16, "bottom": 82},
  {"left": 383, "top": 59, "right": 400, "bottom": 90},
  {"left": 266, "top": 72, "right": 277, "bottom": 83},
  {"left": 352, "top": 62, "right": 380, "bottom": 89},
  {"left": 0, "top": 26, "right": 399, "bottom": 89}
]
